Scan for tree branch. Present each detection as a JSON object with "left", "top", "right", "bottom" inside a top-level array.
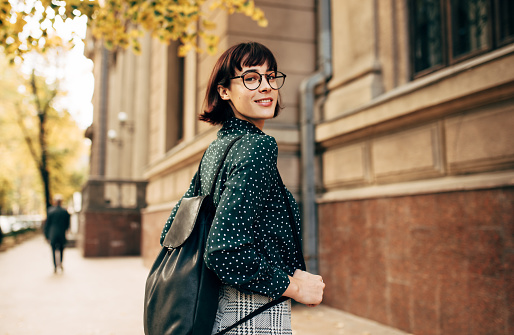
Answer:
[
  {"left": 30, "top": 70, "right": 43, "bottom": 114},
  {"left": 15, "top": 103, "right": 42, "bottom": 171}
]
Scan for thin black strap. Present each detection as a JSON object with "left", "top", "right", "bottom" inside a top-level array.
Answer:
[
  {"left": 216, "top": 297, "right": 289, "bottom": 335},
  {"left": 193, "top": 135, "right": 243, "bottom": 196}
]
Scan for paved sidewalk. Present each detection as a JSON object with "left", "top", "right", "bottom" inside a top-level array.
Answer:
[{"left": 0, "top": 235, "right": 408, "bottom": 335}]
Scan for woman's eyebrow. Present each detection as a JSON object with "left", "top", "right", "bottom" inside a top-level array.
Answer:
[
  {"left": 241, "top": 68, "right": 260, "bottom": 75},
  {"left": 241, "top": 68, "right": 275, "bottom": 75}
]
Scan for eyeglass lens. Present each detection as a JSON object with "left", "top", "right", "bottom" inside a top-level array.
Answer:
[{"left": 243, "top": 72, "right": 285, "bottom": 90}]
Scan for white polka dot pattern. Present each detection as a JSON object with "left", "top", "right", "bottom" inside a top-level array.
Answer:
[{"left": 160, "top": 117, "right": 304, "bottom": 300}]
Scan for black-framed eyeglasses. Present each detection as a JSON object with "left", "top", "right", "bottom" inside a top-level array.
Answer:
[{"left": 229, "top": 71, "right": 286, "bottom": 90}]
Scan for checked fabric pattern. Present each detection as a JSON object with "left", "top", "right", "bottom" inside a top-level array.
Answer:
[{"left": 211, "top": 285, "right": 292, "bottom": 335}]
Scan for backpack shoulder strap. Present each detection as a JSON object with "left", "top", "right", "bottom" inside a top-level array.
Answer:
[{"left": 193, "top": 135, "right": 244, "bottom": 196}]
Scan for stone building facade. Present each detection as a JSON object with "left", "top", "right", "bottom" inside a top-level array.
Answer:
[
  {"left": 84, "top": 0, "right": 514, "bottom": 334},
  {"left": 317, "top": 2, "right": 514, "bottom": 334}
]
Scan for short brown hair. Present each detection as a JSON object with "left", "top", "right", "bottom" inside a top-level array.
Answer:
[{"left": 199, "top": 42, "right": 283, "bottom": 125}]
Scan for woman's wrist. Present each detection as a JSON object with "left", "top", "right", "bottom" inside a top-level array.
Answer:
[{"left": 283, "top": 275, "right": 300, "bottom": 300}]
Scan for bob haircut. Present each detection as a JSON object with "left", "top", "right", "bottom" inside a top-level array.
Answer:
[{"left": 199, "top": 42, "right": 283, "bottom": 125}]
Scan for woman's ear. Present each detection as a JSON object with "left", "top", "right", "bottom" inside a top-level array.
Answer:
[{"left": 217, "top": 85, "right": 231, "bottom": 101}]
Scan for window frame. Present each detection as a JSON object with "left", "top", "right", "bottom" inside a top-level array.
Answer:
[
  {"left": 409, "top": 0, "right": 448, "bottom": 78},
  {"left": 494, "top": 0, "right": 514, "bottom": 47},
  {"left": 446, "top": 0, "right": 494, "bottom": 64},
  {"left": 409, "top": 0, "right": 513, "bottom": 79}
]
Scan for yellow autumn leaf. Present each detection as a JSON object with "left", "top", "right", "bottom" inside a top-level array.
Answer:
[
  {"left": 13, "top": 17, "right": 27, "bottom": 34},
  {"left": 178, "top": 43, "right": 193, "bottom": 57},
  {"left": 202, "top": 19, "right": 216, "bottom": 30}
]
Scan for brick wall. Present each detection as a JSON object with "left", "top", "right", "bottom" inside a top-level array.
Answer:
[
  {"left": 80, "top": 211, "right": 142, "bottom": 257},
  {"left": 318, "top": 187, "right": 513, "bottom": 335}
]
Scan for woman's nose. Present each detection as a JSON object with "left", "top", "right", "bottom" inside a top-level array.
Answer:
[{"left": 259, "top": 77, "right": 272, "bottom": 92}]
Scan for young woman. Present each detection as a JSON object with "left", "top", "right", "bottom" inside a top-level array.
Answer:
[{"left": 160, "top": 42, "right": 325, "bottom": 334}]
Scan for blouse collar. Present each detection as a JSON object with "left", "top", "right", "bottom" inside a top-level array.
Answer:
[{"left": 217, "top": 117, "right": 265, "bottom": 138}]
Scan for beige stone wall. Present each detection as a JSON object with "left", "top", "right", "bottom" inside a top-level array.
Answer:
[
  {"left": 446, "top": 104, "right": 514, "bottom": 174},
  {"left": 132, "top": 35, "right": 152, "bottom": 178},
  {"left": 148, "top": 40, "right": 169, "bottom": 165},
  {"left": 88, "top": 34, "right": 152, "bottom": 181},
  {"left": 322, "top": 100, "right": 514, "bottom": 192},
  {"left": 141, "top": 207, "right": 175, "bottom": 267},
  {"left": 88, "top": 46, "right": 104, "bottom": 177},
  {"left": 320, "top": 26, "right": 514, "bottom": 199},
  {"left": 105, "top": 52, "right": 124, "bottom": 179}
]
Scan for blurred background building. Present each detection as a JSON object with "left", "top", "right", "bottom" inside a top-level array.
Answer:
[{"left": 81, "top": 1, "right": 513, "bottom": 334}]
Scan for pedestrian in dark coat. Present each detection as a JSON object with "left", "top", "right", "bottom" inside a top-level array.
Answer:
[{"left": 44, "top": 195, "right": 70, "bottom": 273}]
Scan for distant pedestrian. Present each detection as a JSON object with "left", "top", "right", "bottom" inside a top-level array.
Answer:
[{"left": 44, "top": 195, "right": 70, "bottom": 273}]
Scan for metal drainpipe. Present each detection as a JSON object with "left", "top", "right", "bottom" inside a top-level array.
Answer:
[{"left": 299, "top": 0, "right": 332, "bottom": 274}]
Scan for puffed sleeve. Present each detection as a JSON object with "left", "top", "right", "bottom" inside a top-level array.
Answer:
[
  {"left": 204, "top": 135, "right": 290, "bottom": 299},
  {"left": 159, "top": 172, "right": 197, "bottom": 245}
]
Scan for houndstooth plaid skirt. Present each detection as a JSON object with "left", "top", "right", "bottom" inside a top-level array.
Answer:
[{"left": 211, "top": 285, "right": 292, "bottom": 335}]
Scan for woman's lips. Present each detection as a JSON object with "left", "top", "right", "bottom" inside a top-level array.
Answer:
[{"left": 254, "top": 98, "right": 273, "bottom": 107}]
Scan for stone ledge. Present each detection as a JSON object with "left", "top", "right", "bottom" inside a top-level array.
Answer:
[{"left": 319, "top": 170, "right": 514, "bottom": 203}]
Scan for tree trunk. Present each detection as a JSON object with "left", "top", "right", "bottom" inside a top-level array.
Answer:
[{"left": 38, "top": 109, "right": 51, "bottom": 212}]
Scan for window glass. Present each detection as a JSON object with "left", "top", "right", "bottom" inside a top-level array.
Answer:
[
  {"left": 451, "top": 0, "right": 491, "bottom": 58},
  {"left": 410, "top": 0, "right": 513, "bottom": 78},
  {"left": 498, "top": 0, "right": 514, "bottom": 44},
  {"left": 412, "top": 0, "right": 444, "bottom": 73}
]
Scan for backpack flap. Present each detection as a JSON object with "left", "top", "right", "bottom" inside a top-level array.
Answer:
[{"left": 162, "top": 195, "right": 209, "bottom": 249}]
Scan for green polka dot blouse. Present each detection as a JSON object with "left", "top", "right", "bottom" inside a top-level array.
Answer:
[{"left": 160, "top": 117, "right": 304, "bottom": 300}]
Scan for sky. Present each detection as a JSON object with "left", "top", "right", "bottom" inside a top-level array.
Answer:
[
  {"left": 58, "top": 38, "right": 95, "bottom": 130},
  {"left": 20, "top": 12, "right": 95, "bottom": 130},
  {"left": 59, "top": 15, "right": 94, "bottom": 130}
]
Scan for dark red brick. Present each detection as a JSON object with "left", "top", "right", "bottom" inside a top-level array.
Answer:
[
  {"left": 316, "top": 188, "right": 514, "bottom": 335},
  {"left": 389, "top": 256, "right": 411, "bottom": 283},
  {"left": 468, "top": 229, "right": 503, "bottom": 277},
  {"left": 368, "top": 271, "right": 388, "bottom": 325},
  {"left": 468, "top": 275, "right": 507, "bottom": 335},
  {"left": 347, "top": 275, "right": 369, "bottom": 318},
  {"left": 390, "top": 282, "right": 412, "bottom": 332},
  {"left": 505, "top": 252, "right": 514, "bottom": 335},
  {"left": 81, "top": 210, "right": 141, "bottom": 257},
  {"left": 440, "top": 275, "right": 470, "bottom": 334},
  {"left": 411, "top": 227, "right": 439, "bottom": 274},
  {"left": 412, "top": 274, "right": 439, "bottom": 335}
]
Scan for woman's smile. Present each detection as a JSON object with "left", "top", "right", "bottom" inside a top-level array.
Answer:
[{"left": 254, "top": 98, "right": 274, "bottom": 107}]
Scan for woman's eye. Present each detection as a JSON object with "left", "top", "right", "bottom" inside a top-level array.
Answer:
[{"left": 245, "top": 75, "right": 258, "bottom": 82}]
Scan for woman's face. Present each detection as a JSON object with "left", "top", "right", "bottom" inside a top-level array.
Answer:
[{"left": 218, "top": 62, "right": 278, "bottom": 130}]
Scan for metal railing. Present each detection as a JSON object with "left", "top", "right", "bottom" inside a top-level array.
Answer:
[{"left": 82, "top": 178, "right": 148, "bottom": 211}]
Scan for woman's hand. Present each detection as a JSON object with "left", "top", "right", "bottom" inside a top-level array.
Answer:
[{"left": 282, "top": 269, "right": 325, "bottom": 307}]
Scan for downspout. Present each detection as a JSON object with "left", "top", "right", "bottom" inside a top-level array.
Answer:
[{"left": 299, "top": 0, "right": 332, "bottom": 274}]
